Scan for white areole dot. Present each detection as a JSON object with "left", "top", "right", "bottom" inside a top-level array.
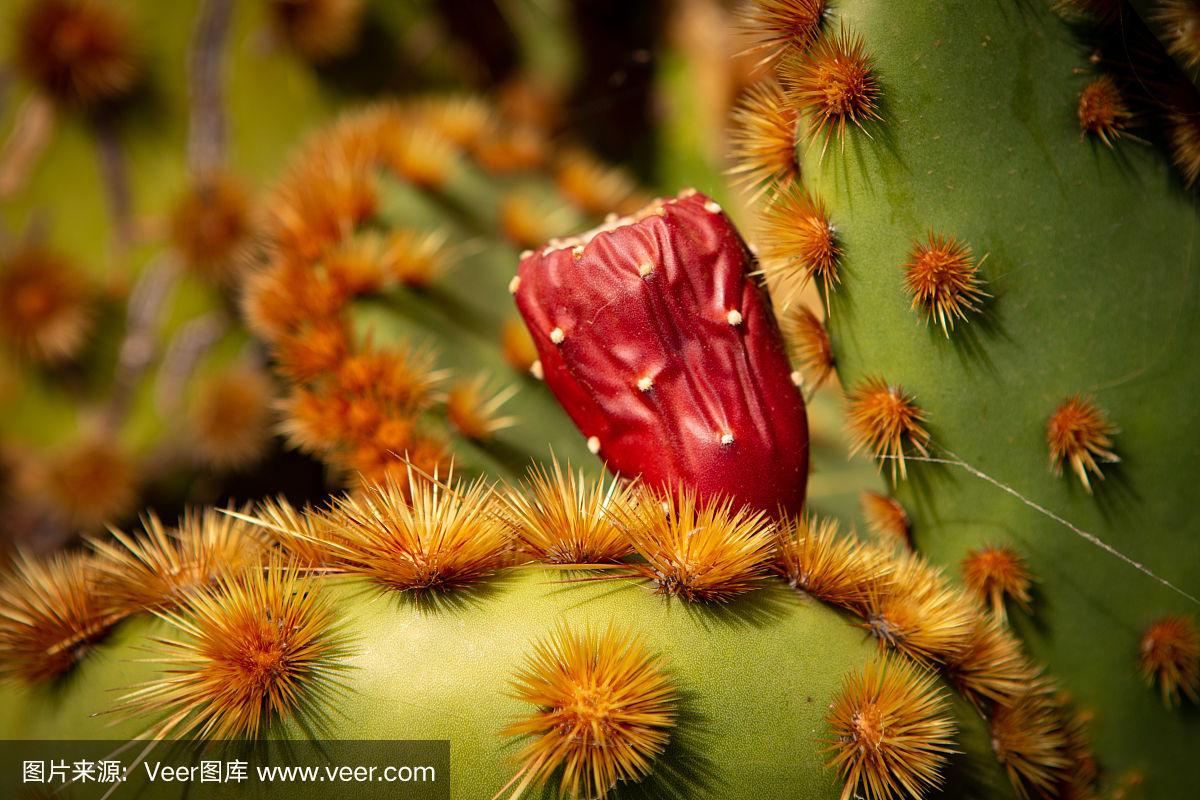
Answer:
[
  {"left": 719, "top": 432, "right": 735, "bottom": 445},
  {"left": 726, "top": 310, "right": 743, "bottom": 326},
  {"left": 791, "top": 370, "right": 804, "bottom": 387},
  {"left": 704, "top": 200, "right": 722, "bottom": 214},
  {"left": 587, "top": 436, "right": 601, "bottom": 454},
  {"left": 550, "top": 327, "right": 565, "bottom": 344},
  {"left": 638, "top": 262, "right": 654, "bottom": 277},
  {"left": 529, "top": 360, "right": 544, "bottom": 380},
  {"left": 636, "top": 376, "right": 653, "bottom": 392},
  {"left": 508, "top": 275, "right": 521, "bottom": 294}
]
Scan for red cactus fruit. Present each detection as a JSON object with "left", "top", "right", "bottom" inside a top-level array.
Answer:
[{"left": 513, "top": 189, "right": 808, "bottom": 516}]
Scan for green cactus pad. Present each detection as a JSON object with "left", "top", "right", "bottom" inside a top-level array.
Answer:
[{"left": 794, "top": 1, "right": 1200, "bottom": 796}]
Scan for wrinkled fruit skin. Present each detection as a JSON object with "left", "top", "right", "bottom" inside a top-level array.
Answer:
[{"left": 514, "top": 189, "right": 808, "bottom": 516}]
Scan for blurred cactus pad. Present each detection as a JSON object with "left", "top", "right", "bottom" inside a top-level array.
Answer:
[{"left": 0, "top": 0, "right": 614, "bottom": 547}]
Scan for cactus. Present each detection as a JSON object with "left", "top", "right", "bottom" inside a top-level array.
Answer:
[
  {"left": 4, "top": 92, "right": 1074, "bottom": 799},
  {"left": 734, "top": 1, "right": 1200, "bottom": 798},
  {"left": 8, "top": 3, "right": 1183, "bottom": 800}
]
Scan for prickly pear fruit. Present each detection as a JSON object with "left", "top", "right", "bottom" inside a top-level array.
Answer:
[{"left": 513, "top": 189, "right": 808, "bottom": 515}]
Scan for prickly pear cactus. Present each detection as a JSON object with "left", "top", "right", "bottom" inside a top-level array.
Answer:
[
  {"left": 8, "top": 3, "right": 1187, "bottom": 798},
  {"left": 736, "top": 1, "right": 1200, "bottom": 797},
  {"left": 0, "top": 101, "right": 1072, "bottom": 800}
]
